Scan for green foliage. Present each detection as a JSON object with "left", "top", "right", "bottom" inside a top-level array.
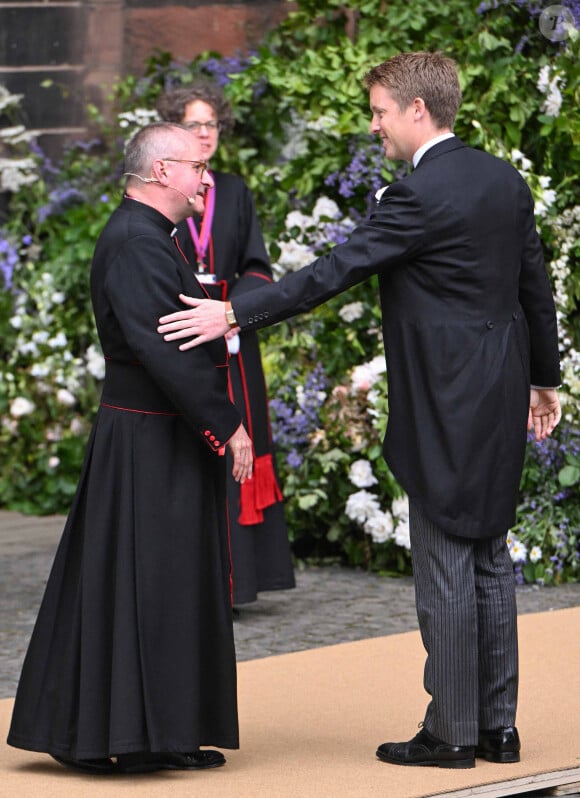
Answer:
[
  {"left": 0, "top": 137, "right": 119, "bottom": 511},
  {"left": 514, "top": 424, "right": 580, "bottom": 584}
]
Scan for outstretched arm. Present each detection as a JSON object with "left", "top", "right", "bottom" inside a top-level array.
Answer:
[
  {"left": 528, "top": 388, "right": 561, "bottom": 441},
  {"left": 158, "top": 182, "right": 425, "bottom": 349},
  {"left": 158, "top": 295, "right": 234, "bottom": 350}
]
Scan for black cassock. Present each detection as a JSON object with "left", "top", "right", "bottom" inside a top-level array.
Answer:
[
  {"left": 8, "top": 198, "right": 242, "bottom": 759},
  {"left": 177, "top": 171, "right": 295, "bottom": 605}
]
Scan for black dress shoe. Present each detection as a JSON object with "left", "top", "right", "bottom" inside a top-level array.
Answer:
[
  {"left": 115, "top": 752, "right": 163, "bottom": 773},
  {"left": 51, "top": 754, "right": 116, "bottom": 774},
  {"left": 477, "top": 726, "right": 520, "bottom": 763},
  {"left": 377, "top": 727, "right": 475, "bottom": 769},
  {"left": 116, "top": 749, "right": 225, "bottom": 772},
  {"left": 159, "top": 750, "right": 226, "bottom": 769}
]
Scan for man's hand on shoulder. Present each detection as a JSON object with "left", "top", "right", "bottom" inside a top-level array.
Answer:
[{"left": 157, "top": 294, "right": 233, "bottom": 350}]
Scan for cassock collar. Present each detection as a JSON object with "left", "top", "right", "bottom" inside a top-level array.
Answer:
[{"left": 120, "top": 195, "right": 176, "bottom": 236}]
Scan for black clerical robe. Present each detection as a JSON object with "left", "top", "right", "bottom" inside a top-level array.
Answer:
[
  {"left": 8, "top": 197, "right": 241, "bottom": 758},
  {"left": 177, "top": 171, "right": 294, "bottom": 605}
]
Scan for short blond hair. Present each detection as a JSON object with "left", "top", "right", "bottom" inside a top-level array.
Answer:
[{"left": 363, "top": 51, "right": 461, "bottom": 130}]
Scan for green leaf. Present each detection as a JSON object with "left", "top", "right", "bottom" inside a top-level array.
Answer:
[
  {"left": 297, "top": 493, "right": 322, "bottom": 510},
  {"left": 559, "top": 465, "right": 580, "bottom": 487}
]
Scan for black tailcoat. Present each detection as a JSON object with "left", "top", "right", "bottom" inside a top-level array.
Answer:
[{"left": 231, "top": 139, "right": 561, "bottom": 539}]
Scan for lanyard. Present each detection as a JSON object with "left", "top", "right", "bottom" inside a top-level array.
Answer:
[{"left": 186, "top": 172, "right": 215, "bottom": 271}]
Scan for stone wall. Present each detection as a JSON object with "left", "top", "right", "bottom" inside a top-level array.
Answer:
[{"left": 0, "top": 0, "right": 292, "bottom": 157}]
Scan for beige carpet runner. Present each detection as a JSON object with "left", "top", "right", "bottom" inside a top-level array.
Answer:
[{"left": 1, "top": 607, "right": 579, "bottom": 798}]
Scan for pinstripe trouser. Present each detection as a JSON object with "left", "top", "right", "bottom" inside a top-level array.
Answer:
[{"left": 409, "top": 502, "right": 518, "bottom": 746}]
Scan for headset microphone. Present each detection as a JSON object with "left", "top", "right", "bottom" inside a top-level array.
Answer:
[
  {"left": 165, "top": 185, "right": 196, "bottom": 205},
  {"left": 123, "top": 173, "right": 196, "bottom": 205},
  {"left": 123, "top": 172, "right": 158, "bottom": 183}
]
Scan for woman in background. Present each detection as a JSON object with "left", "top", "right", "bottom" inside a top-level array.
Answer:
[{"left": 157, "top": 82, "right": 295, "bottom": 608}]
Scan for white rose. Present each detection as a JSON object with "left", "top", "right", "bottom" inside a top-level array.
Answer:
[
  {"left": 48, "top": 332, "right": 67, "bottom": 349},
  {"left": 543, "top": 84, "right": 562, "bottom": 117},
  {"left": 69, "top": 417, "right": 84, "bottom": 435},
  {"left": 364, "top": 511, "right": 394, "bottom": 544},
  {"left": 345, "top": 489, "right": 381, "bottom": 524},
  {"left": 284, "top": 210, "right": 310, "bottom": 230},
  {"left": 10, "top": 397, "right": 35, "bottom": 417},
  {"left": 338, "top": 301, "right": 364, "bottom": 323},
  {"left": 86, "top": 345, "right": 106, "bottom": 380},
  {"left": 393, "top": 518, "right": 411, "bottom": 550},
  {"left": 349, "top": 459, "right": 378, "bottom": 488},
  {"left": 312, "top": 196, "right": 340, "bottom": 222},
  {"left": 391, "top": 495, "right": 410, "bottom": 521},
  {"left": 56, "top": 388, "right": 76, "bottom": 406}
]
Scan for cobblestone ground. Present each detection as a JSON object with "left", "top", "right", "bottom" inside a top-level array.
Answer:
[{"left": 2, "top": 511, "right": 580, "bottom": 700}]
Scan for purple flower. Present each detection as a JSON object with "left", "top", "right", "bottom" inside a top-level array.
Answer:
[
  {"left": 513, "top": 564, "right": 525, "bottom": 585},
  {"left": 515, "top": 34, "right": 529, "bottom": 53},
  {"left": 325, "top": 136, "right": 388, "bottom": 216},
  {"left": 0, "top": 236, "right": 19, "bottom": 290},
  {"left": 270, "top": 364, "right": 328, "bottom": 456},
  {"left": 36, "top": 186, "right": 87, "bottom": 223},
  {"left": 554, "top": 490, "right": 570, "bottom": 502},
  {"left": 478, "top": 0, "right": 544, "bottom": 17},
  {"left": 287, "top": 450, "right": 304, "bottom": 468},
  {"left": 29, "top": 140, "right": 58, "bottom": 179},
  {"left": 69, "top": 138, "right": 101, "bottom": 153},
  {"left": 552, "top": 0, "right": 580, "bottom": 25},
  {"left": 200, "top": 53, "right": 254, "bottom": 87}
]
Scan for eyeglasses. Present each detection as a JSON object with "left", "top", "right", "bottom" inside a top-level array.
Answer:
[
  {"left": 184, "top": 121, "right": 220, "bottom": 133},
  {"left": 163, "top": 158, "right": 207, "bottom": 174}
]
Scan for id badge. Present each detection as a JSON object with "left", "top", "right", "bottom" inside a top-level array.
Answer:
[{"left": 196, "top": 272, "right": 217, "bottom": 284}]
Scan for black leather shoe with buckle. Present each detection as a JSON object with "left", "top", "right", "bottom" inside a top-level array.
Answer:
[
  {"left": 477, "top": 726, "right": 520, "bottom": 763},
  {"left": 376, "top": 727, "right": 475, "bottom": 769}
]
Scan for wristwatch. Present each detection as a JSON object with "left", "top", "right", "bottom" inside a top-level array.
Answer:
[{"left": 225, "top": 302, "right": 238, "bottom": 329}]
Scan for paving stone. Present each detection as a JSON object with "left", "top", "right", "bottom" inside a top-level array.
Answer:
[{"left": 1, "top": 511, "right": 579, "bottom": 699}]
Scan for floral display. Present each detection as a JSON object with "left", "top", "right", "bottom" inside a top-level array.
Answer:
[{"left": 0, "top": 0, "right": 578, "bottom": 581}]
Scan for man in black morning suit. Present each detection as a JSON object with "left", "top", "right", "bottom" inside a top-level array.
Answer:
[{"left": 156, "top": 52, "right": 562, "bottom": 768}]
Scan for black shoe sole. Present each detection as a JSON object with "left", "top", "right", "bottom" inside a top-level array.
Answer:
[
  {"left": 156, "top": 759, "right": 225, "bottom": 770},
  {"left": 116, "top": 754, "right": 225, "bottom": 773},
  {"left": 476, "top": 750, "right": 520, "bottom": 763},
  {"left": 376, "top": 750, "right": 475, "bottom": 769},
  {"left": 52, "top": 755, "right": 116, "bottom": 775},
  {"left": 115, "top": 762, "right": 162, "bottom": 774}
]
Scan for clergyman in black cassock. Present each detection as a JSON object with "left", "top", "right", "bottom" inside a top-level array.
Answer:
[{"left": 7, "top": 122, "right": 252, "bottom": 774}]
